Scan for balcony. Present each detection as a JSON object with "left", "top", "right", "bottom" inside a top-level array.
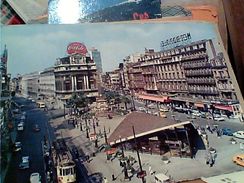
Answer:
[
  {"left": 187, "top": 78, "right": 216, "bottom": 85},
  {"left": 218, "top": 87, "right": 234, "bottom": 92},
  {"left": 185, "top": 70, "right": 212, "bottom": 77},
  {"left": 215, "top": 75, "right": 229, "bottom": 80},
  {"left": 183, "top": 62, "right": 211, "bottom": 69},
  {"left": 144, "top": 86, "right": 158, "bottom": 91},
  {"left": 189, "top": 89, "right": 219, "bottom": 95},
  {"left": 181, "top": 53, "right": 208, "bottom": 61},
  {"left": 142, "top": 71, "right": 154, "bottom": 75}
]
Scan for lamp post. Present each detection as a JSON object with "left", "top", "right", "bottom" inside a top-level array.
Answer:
[
  {"left": 119, "top": 136, "right": 128, "bottom": 180},
  {"left": 104, "top": 126, "right": 108, "bottom": 145},
  {"left": 63, "top": 103, "right": 66, "bottom": 119},
  {"left": 93, "top": 119, "right": 98, "bottom": 148},
  {"left": 85, "top": 116, "right": 89, "bottom": 138},
  {"left": 132, "top": 126, "right": 146, "bottom": 183}
]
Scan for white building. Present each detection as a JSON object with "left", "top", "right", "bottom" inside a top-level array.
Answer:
[
  {"left": 20, "top": 72, "right": 40, "bottom": 98},
  {"left": 39, "top": 67, "right": 55, "bottom": 98}
]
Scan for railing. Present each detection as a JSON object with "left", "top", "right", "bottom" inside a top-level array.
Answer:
[
  {"left": 185, "top": 70, "right": 212, "bottom": 77},
  {"left": 187, "top": 79, "right": 216, "bottom": 85},
  {"left": 181, "top": 53, "right": 207, "bottom": 60},
  {"left": 188, "top": 89, "right": 219, "bottom": 95},
  {"left": 183, "top": 62, "right": 211, "bottom": 69}
]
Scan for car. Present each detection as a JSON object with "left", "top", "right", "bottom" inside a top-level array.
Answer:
[
  {"left": 222, "top": 128, "right": 233, "bottom": 136},
  {"left": 214, "top": 117, "right": 225, "bottom": 121},
  {"left": 192, "top": 111, "right": 201, "bottom": 117},
  {"left": 19, "top": 156, "right": 30, "bottom": 169},
  {"left": 17, "top": 122, "right": 24, "bottom": 131},
  {"left": 33, "top": 124, "right": 40, "bottom": 132},
  {"left": 160, "top": 108, "right": 169, "bottom": 112},
  {"left": 233, "top": 131, "right": 244, "bottom": 139},
  {"left": 232, "top": 154, "right": 244, "bottom": 167},
  {"left": 30, "top": 172, "right": 41, "bottom": 183},
  {"left": 147, "top": 104, "right": 155, "bottom": 109},
  {"left": 13, "top": 142, "right": 22, "bottom": 152},
  {"left": 187, "top": 115, "right": 196, "bottom": 119},
  {"left": 138, "top": 107, "right": 145, "bottom": 111}
]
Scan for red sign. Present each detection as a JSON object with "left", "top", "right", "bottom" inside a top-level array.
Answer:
[{"left": 67, "top": 42, "right": 88, "bottom": 55}]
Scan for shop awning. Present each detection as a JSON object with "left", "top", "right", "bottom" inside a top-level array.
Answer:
[
  {"left": 137, "top": 94, "right": 170, "bottom": 103},
  {"left": 194, "top": 103, "right": 205, "bottom": 108},
  {"left": 214, "top": 105, "right": 233, "bottom": 112},
  {"left": 105, "top": 148, "right": 117, "bottom": 155}
]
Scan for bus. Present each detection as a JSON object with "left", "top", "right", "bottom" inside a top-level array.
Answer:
[
  {"left": 36, "top": 102, "right": 46, "bottom": 108},
  {"left": 51, "top": 138, "right": 76, "bottom": 183}
]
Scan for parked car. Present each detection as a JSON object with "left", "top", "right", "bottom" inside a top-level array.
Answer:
[
  {"left": 147, "top": 104, "right": 155, "bottom": 109},
  {"left": 232, "top": 154, "right": 244, "bottom": 167},
  {"left": 30, "top": 172, "right": 41, "bottom": 183},
  {"left": 191, "top": 110, "right": 201, "bottom": 117},
  {"left": 13, "top": 142, "right": 22, "bottom": 152},
  {"left": 19, "top": 156, "right": 30, "bottom": 169},
  {"left": 33, "top": 124, "right": 40, "bottom": 132},
  {"left": 222, "top": 128, "right": 233, "bottom": 136},
  {"left": 233, "top": 131, "right": 244, "bottom": 139},
  {"left": 214, "top": 116, "right": 225, "bottom": 121},
  {"left": 17, "top": 122, "right": 24, "bottom": 131},
  {"left": 160, "top": 108, "right": 169, "bottom": 112}
]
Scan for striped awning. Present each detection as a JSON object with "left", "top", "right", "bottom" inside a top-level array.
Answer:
[{"left": 214, "top": 105, "right": 233, "bottom": 112}]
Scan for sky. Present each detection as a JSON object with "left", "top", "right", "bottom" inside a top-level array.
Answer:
[{"left": 1, "top": 21, "right": 221, "bottom": 77}]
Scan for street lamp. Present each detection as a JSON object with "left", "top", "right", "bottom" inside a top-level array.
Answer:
[
  {"left": 63, "top": 103, "right": 66, "bottom": 119},
  {"left": 119, "top": 136, "right": 129, "bottom": 180},
  {"left": 103, "top": 126, "right": 108, "bottom": 145},
  {"left": 93, "top": 119, "right": 98, "bottom": 148},
  {"left": 132, "top": 126, "right": 146, "bottom": 183},
  {"left": 84, "top": 116, "right": 89, "bottom": 138}
]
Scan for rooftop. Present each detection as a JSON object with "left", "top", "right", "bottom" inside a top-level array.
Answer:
[{"left": 108, "top": 111, "right": 191, "bottom": 145}]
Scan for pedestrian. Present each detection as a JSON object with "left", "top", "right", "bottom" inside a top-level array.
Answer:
[{"left": 112, "top": 174, "right": 115, "bottom": 181}]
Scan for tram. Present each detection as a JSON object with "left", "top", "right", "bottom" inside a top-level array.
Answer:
[{"left": 51, "top": 138, "right": 76, "bottom": 183}]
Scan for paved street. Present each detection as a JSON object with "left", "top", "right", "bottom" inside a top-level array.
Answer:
[
  {"left": 49, "top": 109, "right": 244, "bottom": 183},
  {"left": 5, "top": 97, "right": 50, "bottom": 183},
  {"left": 5, "top": 97, "right": 244, "bottom": 183}
]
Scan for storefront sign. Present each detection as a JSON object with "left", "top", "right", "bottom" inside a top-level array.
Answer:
[
  {"left": 160, "top": 33, "right": 192, "bottom": 50},
  {"left": 67, "top": 42, "right": 87, "bottom": 55}
]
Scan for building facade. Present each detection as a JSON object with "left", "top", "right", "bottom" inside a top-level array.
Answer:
[
  {"left": 39, "top": 67, "right": 55, "bottom": 98},
  {"left": 54, "top": 53, "right": 98, "bottom": 101},
  {"left": 19, "top": 72, "right": 40, "bottom": 98},
  {"left": 90, "top": 48, "right": 103, "bottom": 74},
  {"left": 105, "top": 39, "right": 243, "bottom": 118}
]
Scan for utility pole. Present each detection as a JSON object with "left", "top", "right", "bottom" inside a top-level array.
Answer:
[
  {"left": 104, "top": 126, "right": 108, "bottom": 145},
  {"left": 132, "top": 126, "right": 146, "bottom": 183},
  {"left": 63, "top": 103, "right": 66, "bottom": 119},
  {"left": 93, "top": 119, "right": 98, "bottom": 148},
  {"left": 119, "top": 136, "right": 128, "bottom": 180},
  {"left": 85, "top": 117, "right": 89, "bottom": 138}
]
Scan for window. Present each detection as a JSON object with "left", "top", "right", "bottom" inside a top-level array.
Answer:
[
  {"left": 199, "top": 44, "right": 204, "bottom": 48},
  {"left": 193, "top": 45, "right": 198, "bottom": 50},
  {"left": 59, "top": 168, "right": 62, "bottom": 176}
]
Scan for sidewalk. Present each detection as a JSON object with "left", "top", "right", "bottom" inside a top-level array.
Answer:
[{"left": 49, "top": 114, "right": 244, "bottom": 183}]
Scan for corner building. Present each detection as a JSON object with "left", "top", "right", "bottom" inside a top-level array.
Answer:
[
  {"left": 140, "top": 40, "right": 236, "bottom": 99},
  {"left": 54, "top": 53, "right": 98, "bottom": 102}
]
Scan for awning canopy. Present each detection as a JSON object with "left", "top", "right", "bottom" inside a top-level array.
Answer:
[
  {"left": 194, "top": 103, "right": 205, "bottom": 108},
  {"left": 214, "top": 105, "right": 233, "bottom": 112},
  {"left": 137, "top": 94, "right": 170, "bottom": 103}
]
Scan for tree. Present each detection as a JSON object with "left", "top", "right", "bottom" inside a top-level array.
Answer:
[
  {"left": 120, "top": 95, "right": 131, "bottom": 111},
  {"left": 69, "top": 92, "right": 90, "bottom": 114}
]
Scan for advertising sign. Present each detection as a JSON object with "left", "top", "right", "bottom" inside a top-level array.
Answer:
[{"left": 67, "top": 42, "right": 88, "bottom": 55}]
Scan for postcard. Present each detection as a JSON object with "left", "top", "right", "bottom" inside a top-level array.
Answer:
[{"left": 1, "top": 21, "right": 244, "bottom": 183}]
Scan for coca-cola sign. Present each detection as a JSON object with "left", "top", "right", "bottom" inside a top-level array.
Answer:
[{"left": 67, "top": 42, "right": 88, "bottom": 55}]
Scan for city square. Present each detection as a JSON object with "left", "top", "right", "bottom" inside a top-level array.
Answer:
[{"left": 1, "top": 21, "right": 244, "bottom": 183}]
